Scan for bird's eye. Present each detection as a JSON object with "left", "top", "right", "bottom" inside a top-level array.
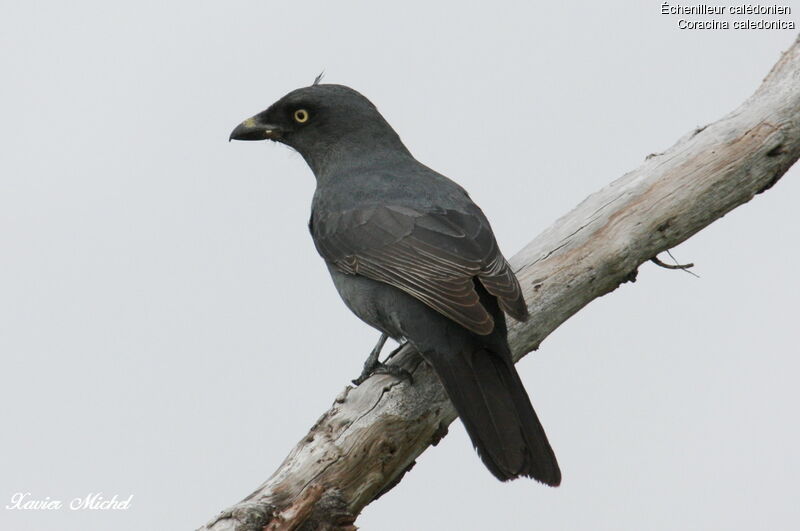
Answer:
[{"left": 293, "top": 109, "right": 309, "bottom": 123}]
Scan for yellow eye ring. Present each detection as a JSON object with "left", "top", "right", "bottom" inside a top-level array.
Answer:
[{"left": 293, "top": 109, "right": 309, "bottom": 123}]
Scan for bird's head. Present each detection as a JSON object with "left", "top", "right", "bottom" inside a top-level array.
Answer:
[{"left": 230, "top": 82, "right": 409, "bottom": 175}]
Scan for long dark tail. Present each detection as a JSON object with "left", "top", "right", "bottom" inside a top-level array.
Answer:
[{"left": 427, "top": 346, "right": 561, "bottom": 485}]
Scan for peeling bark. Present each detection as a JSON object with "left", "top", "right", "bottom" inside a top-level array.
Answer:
[{"left": 200, "top": 35, "right": 800, "bottom": 531}]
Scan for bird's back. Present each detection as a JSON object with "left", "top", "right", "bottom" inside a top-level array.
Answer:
[{"left": 312, "top": 156, "right": 475, "bottom": 217}]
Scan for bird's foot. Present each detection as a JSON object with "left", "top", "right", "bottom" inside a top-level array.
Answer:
[
  {"left": 351, "top": 359, "right": 413, "bottom": 386},
  {"left": 351, "top": 335, "right": 413, "bottom": 385}
]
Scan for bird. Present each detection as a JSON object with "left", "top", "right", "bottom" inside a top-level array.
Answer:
[{"left": 229, "top": 82, "right": 561, "bottom": 485}]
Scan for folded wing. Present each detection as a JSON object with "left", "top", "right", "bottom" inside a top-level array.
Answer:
[{"left": 312, "top": 204, "right": 528, "bottom": 335}]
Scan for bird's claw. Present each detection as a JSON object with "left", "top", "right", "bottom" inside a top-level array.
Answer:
[
  {"left": 352, "top": 334, "right": 413, "bottom": 385},
  {"left": 352, "top": 360, "right": 413, "bottom": 386}
]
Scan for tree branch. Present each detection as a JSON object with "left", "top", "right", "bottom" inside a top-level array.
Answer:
[{"left": 200, "top": 35, "right": 800, "bottom": 531}]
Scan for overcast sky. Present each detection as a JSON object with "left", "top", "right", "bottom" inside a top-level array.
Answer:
[{"left": 1, "top": 2, "right": 798, "bottom": 530}]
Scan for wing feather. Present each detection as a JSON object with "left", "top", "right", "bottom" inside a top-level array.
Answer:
[{"left": 312, "top": 205, "right": 528, "bottom": 335}]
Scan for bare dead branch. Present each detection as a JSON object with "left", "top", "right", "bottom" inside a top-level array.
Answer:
[{"left": 200, "top": 35, "right": 800, "bottom": 531}]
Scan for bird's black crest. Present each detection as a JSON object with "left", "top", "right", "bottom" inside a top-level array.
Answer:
[{"left": 312, "top": 71, "right": 325, "bottom": 86}]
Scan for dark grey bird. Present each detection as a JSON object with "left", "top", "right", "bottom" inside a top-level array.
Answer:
[{"left": 230, "top": 83, "right": 560, "bottom": 485}]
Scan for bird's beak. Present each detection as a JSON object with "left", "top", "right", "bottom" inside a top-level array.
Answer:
[{"left": 229, "top": 116, "right": 283, "bottom": 142}]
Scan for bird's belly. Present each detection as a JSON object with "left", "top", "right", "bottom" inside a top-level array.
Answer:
[
  {"left": 326, "top": 264, "right": 406, "bottom": 340},
  {"left": 324, "top": 262, "right": 506, "bottom": 357}
]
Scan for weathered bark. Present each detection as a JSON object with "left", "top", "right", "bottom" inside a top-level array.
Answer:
[{"left": 200, "top": 35, "right": 800, "bottom": 531}]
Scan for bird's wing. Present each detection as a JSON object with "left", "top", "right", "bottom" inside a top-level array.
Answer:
[{"left": 312, "top": 204, "right": 528, "bottom": 335}]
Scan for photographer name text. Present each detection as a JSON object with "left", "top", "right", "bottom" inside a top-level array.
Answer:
[{"left": 5, "top": 492, "right": 133, "bottom": 511}]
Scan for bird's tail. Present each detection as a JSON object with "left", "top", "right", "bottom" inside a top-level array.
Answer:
[{"left": 427, "top": 346, "right": 561, "bottom": 485}]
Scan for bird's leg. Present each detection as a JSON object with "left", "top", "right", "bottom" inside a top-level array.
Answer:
[
  {"left": 383, "top": 340, "right": 407, "bottom": 362},
  {"left": 351, "top": 334, "right": 413, "bottom": 386},
  {"left": 358, "top": 334, "right": 387, "bottom": 378}
]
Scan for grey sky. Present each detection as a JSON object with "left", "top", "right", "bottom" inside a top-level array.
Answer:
[{"left": 1, "top": 2, "right": 798, "bottom": 530}]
